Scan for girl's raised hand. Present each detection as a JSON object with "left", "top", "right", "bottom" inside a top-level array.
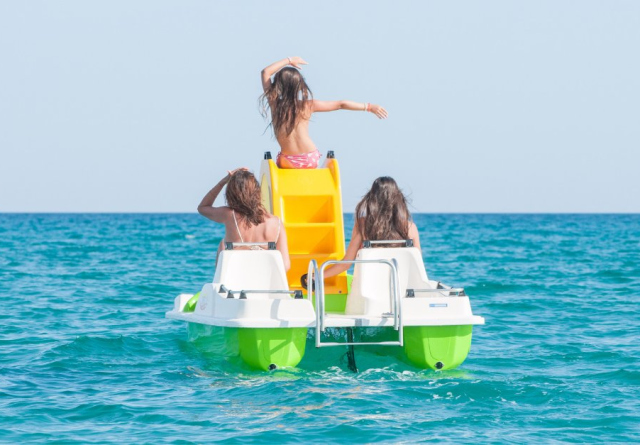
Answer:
[
  {"left": 288, "top": 56, "right": 308, "bottom": 69},
  {"left": 369, "top": 104, "right": 388, "bottom": 119},
  {"left": 224, "top": 167, "right": 249, "bottom": 183}
]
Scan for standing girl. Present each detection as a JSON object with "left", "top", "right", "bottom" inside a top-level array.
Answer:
[{"left": 260, "top": 56, "right": 388, "bottom": 169}]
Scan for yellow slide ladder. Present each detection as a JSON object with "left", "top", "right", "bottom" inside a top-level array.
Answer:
[{"left": 259, "top": 151, "right": 349, "bottom": 296}]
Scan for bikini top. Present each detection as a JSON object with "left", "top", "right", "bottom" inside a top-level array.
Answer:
[{"left": 230, "top": 210, "right": 281, "bottom": 250}]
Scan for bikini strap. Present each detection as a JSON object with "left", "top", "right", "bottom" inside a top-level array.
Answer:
[{"left": 232, "top": 210, "right": 244, "bottom": 243}]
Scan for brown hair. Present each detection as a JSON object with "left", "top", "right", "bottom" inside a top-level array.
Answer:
[
  {"left": 260, "top": 67, "right": 313, "bottom": 137},
  {"left": 355, "top": 177, "right": 411, "bottom": 242},
  {"left": 225, "top": 171, "right": 268, "bottom": 227}
]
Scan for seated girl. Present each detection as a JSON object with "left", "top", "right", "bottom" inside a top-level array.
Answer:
[
  {"left": 303, "top": 177, "right": 420, "bottom": 286},
  {"left": 260, "top": 56, "right": 388, "bottom": 169},
  {"left": 198, "top": 168, "right": 290, "bottom": 271}
]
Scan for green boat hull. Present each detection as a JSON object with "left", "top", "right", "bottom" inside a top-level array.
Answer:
[
  {"left": 188, "top": 322, "right": 473, "bottom": 371},
  {"left": 238, "top": 327, "right": 308, "bottom": 370},
  {"left": 403, "top": 325, "right": 473, "bottom": 370},
  {"left": 187, "top": 323, "right": 308, "bottom": 371}
]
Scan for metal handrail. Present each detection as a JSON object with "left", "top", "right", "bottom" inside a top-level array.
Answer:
[
  {"left": 224, "top": 241, "right": 276, "bottom": 250},
  {"left": 319, "top": 341, "right": 402, "bottom": 347},
  {"left": 221, "top": 288, "right": 302, "bottom": 299},
  {"left": 317, "top": 259, "right": 402, "bottom": 335},
  {"left": 236, "top": 290, "right": 301, "bottom": 294},
  {"left": 362, "top": 239, "right": 414, "bottom": 248},
  {"left": 307, "top": 260, "right": 322, "bottom": 348},
  {"left": 406, "top": 288, "right": 466, "bottom": 297}
]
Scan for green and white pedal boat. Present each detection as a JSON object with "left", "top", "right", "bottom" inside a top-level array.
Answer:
[
  {"left": 166, "top": 240, "right": 485, "bottom": 372},
  {"left": 166, "top": 153, "right": 484, "bottom": 371}
]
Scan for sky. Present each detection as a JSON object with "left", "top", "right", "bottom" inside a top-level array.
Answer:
[{"left": 1, "top": 1, "right": 639, "bottom": 213}]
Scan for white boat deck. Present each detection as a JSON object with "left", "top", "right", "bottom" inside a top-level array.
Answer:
[{"left": 166, "top": 308, "right": 484, "bottom": 329}]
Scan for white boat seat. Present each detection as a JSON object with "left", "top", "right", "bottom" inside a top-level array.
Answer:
[
  {"left": 213, "top": 250, "right": 289, "bottom": 299},
  {"left": 345, "top": 247, "right": 431, "bottom": 316}
]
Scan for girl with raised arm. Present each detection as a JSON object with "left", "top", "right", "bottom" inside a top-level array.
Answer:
[
  {"left": 260, "top": 57, "right": 388, "bottom": 169},
  {"left": 198, "top": 168, "right": 290, "bottom": 271}
]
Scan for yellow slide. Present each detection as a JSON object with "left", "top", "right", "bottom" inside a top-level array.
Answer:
[{"left": 259, "top": 151, "right": 349, "bottom": 297}]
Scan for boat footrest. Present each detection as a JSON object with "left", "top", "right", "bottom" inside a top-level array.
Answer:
[{"left": 316, "top": 340, "right": 402, "bottom": 348}]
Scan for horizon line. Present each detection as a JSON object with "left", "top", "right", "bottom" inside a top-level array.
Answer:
[{"left": 1, "top": 212, "right": 639, "bottom": 216}]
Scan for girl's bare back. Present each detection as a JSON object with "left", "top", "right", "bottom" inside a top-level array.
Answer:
[
  {"left": 275, "top": 109, "right": 316, "bottom": 155},
  {"left": 260, "top": 57, "right": 388, "bottom": 166}
]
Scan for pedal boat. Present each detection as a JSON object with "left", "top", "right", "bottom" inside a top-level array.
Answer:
[
  {"left": 166, "top": 239, "right": 484, "bottom": 371},
  {"left": 166, "top": 151, "right": 485, "bottom": 371}
]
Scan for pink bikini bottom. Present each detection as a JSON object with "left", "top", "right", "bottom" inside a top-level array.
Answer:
[{"left": 276, "top": 149, "right": 322, "bottom": 169}]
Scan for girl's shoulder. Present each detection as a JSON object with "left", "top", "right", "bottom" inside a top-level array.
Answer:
[
  {"left": 265, "top": 212, "right": 280, "bottom": 221},
  {"left": 264, "top": 213, "right": 281, "bottom": 227},
  {"left": 216, "top": 206, "right": 235, "bottom": 221},
  {"left": 262, "top": 214, "right": 282, "bottom": 241}
]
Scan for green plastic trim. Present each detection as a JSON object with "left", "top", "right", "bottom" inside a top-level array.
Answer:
[
  {"left": 183, "top": 292, "right": 200, "bottom": 313},
  {"left": 322, "top": 274, "right": 352, "bottom": 313}
]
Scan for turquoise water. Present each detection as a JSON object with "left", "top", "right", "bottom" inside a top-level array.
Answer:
[{"left": 1, "top": 213, "right": 639, "bottom": 442}]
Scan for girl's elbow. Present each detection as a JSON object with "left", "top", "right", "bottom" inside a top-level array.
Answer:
[{"left": 280, "top": 251, "right": 291, "bottom": 271}]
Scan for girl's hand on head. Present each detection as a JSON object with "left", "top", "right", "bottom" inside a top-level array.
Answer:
[
  {"left": 369, "top": 104, "right": 388, "bottom": 119},
  {"left": 224, "top": 167, "right": 249, "bottom": 182},
  {"left": 288, "top": 56, "right": 308, "bottom": 69}
]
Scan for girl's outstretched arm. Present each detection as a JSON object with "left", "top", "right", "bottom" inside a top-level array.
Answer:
[
  {"left": 322, "top": 222, "right": 364, "bottom": 279},
  {"left": 261, "top": 56, "right": 308, "bottom": 92},
  {"left": 312, "top": 100, "right": 388, "bottom": 119}
]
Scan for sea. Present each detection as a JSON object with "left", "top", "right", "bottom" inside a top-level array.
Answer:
[{"left": 1, "top": 213, "right": 639, "bottom": 443}]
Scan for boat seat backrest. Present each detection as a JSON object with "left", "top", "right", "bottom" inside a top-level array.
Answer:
[
  {"left": 213, "top": 250, "right": 289, "bottom": 292},
  {"left": 345, "top": 247, "right": 430, "bottom": 316}
]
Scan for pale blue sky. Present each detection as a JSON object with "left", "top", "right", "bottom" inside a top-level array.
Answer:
[{"left": 1, "top": 1, "right": 639, "bottom": 212}]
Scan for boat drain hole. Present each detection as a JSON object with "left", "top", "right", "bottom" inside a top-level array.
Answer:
[
  {"left": 268, "top": 364, "right": 277, "bottom": 371},
  {"left": 435, "top": 362, "right": 444, "bottom": 370}
]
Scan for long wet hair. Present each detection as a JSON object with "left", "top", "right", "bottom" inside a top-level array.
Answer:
[
  {"left": 260, "top": 67, "right": 313, "bottom": 137},
  {"left": 225, "top": 171, "right": 268, "bottom": 227},
  {"left": 355, "top": 177, "right": 411, "bottom": 242}
]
